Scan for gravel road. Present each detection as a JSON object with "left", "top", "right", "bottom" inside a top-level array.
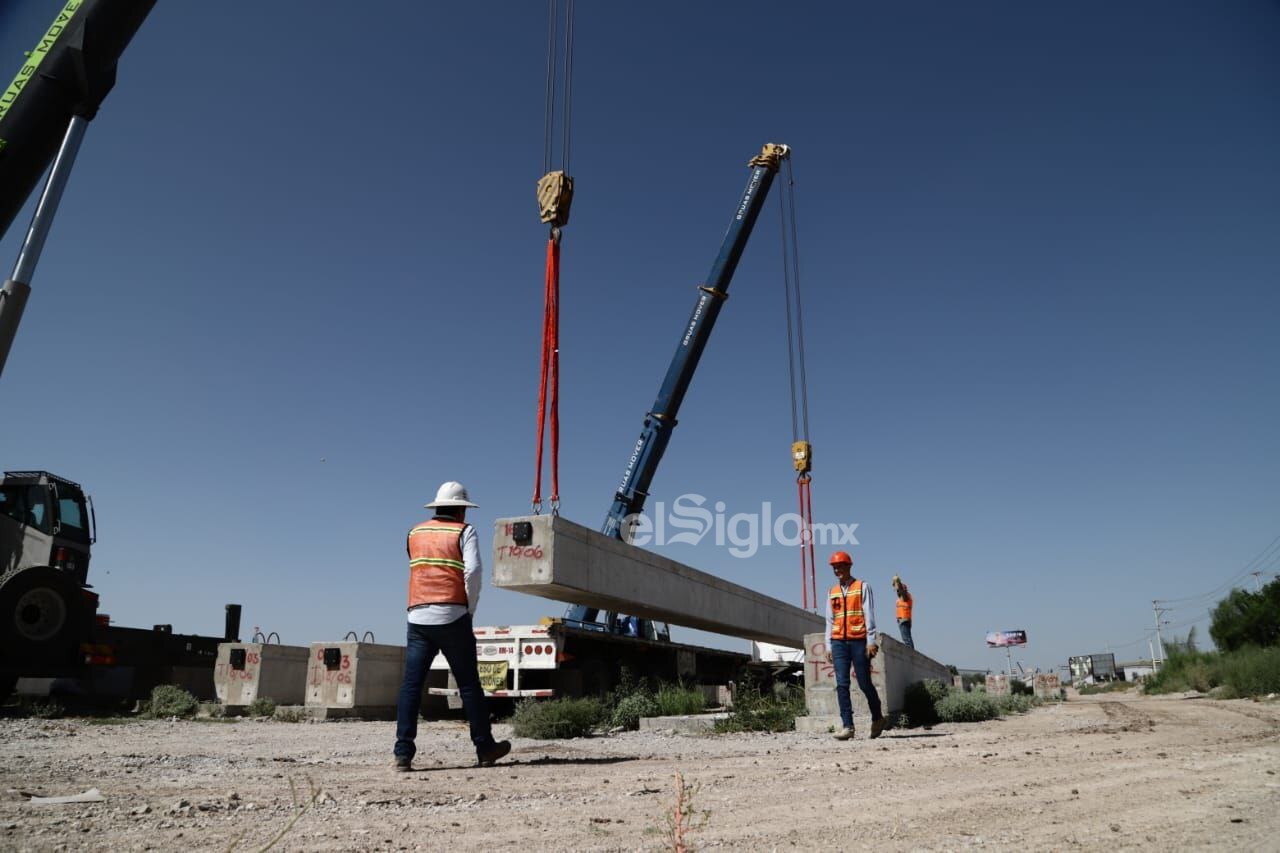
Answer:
[{"left": 1, "top": 691, "right": 1277, "bottom": 850}]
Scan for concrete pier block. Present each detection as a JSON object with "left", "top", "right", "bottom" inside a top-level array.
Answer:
[
  {"left": 304, "top": 642, "right": 404, "bottom": 719},
  {"left": 492, "top": 515, "right": 824, "bottom": 646},
  {"left": 214, "top": 643, "right": 309, "bottom": 708},
  {"left": 1033, "top": 673, "right": 1061, "bottom": 698},
  {"left": 802, "top": 633, "right": 951, "bottom": 718}
]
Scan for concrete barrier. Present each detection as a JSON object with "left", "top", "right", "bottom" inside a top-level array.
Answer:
[
  {"left": 214, "top": 643, "right": 309, "bottom": 710},
  {"left": 1033, "top": 673, "right": 1061, "bottom": 699},
  {"left": 796, "top": 633, "right": 952, "bottom": 733},
  {"left": 304, "top": 642, "right": 405, "bottom": 719},
  {"left": 985, "top": 673, "right": 1009, "bottom": 696}
]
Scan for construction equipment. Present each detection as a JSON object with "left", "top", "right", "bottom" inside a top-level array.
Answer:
[
  {"left": 0, "top": 471, "right": 96, "bottom": 695},
  {"left": 0, "top": 0, "right": 157, "bottom": 378},
  {"left": 563, "top": 142, "right": 792, "bottom": 639}
]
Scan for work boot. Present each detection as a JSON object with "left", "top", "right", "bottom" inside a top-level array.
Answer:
[
  {"left": 870, "top": 718, "right": 886, "bottom": 739},
  {"left": 477, "top": 740, "right": 512, "bottom": 767},
  {"left": 393, "top": 756, "right": 412, "bottom": 772},
  {"left": 833, "top": 726, "right": 855, "bottom": 741}
]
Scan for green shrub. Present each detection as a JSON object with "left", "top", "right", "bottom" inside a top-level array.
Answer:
[
  {"left": 1217, "top": 645, "right": 1280, "bottom": 697},
  {"left": 935, "top": 691, "right": 1001, "bottom": 723},
  {"left": 995, "top": 693, "right": 1038, "bottom": 715},
  {"left": 511, "top": 697, "right": 604, "bottom": 739},
  {"left": 275, "top": 707, "right": 306, "bottom": 723},
  {"left": 147, "top": 684, "right": 198, "bottom": 718},
  {"left": 610, "top": 691, "right": 658, "bottom": 730},
  {"left": 654, "top": 683, "right": 705, "bottom": 717},
  {"left": 902, "top": 679, "right": 949, "bottom": 726},
  {"left": 1143, "top": 649, "right": 1222, "bottom": 695},
  {"left": 1009, "top": 678, "right": 1034, "bottom": 696},
  {"left": 247, "top": 697, "right": 277, "bottom": 717},
  {"left": 715, "top": 682, "right": 805, "bottom": 733}
]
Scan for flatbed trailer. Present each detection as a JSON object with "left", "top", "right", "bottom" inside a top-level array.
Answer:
[{"left": 428, "top": 621, "right": 756, "bottom": 702}]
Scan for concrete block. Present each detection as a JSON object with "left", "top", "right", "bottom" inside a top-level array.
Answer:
[
  {"left": 986, "top": 674, "right": 1009, "bottom": 696},
  {"left": 492, "top": 515, "right": 823, "bottom": 646},
  {"left": 1033, "top": 673, "right": 1061, "bottom": 698},
  {"left": 305, "top": 642, "right": 404, "bottom": 718},
  {"left": 214, "top": 643, "right": 309, "bottom": 708},
  {"left": 638, "top": 712, "right": 730, "bottom": 734},
  {"left": 802, "top": 633, "right": 951, "bottom": 717}
]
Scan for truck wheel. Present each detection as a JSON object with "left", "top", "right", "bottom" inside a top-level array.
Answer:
[{"left": 0, "top": 568, "right": 84, "bottom": 668}]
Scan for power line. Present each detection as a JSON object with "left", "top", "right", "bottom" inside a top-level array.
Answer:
[{"left": 1156, "top": 533, "right": 1280, "bottom": 606}]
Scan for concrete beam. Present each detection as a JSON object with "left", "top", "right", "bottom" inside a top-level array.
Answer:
[{"left": 492, "top": 514, "right": 824, "bottom": 647}]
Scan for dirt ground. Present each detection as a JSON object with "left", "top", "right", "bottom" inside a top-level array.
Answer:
[{"left": 0, "top": 690, "right": 1277, "bottom": 851}]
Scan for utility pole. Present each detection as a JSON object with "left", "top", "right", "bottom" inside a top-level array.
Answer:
[
  {"left": 1250, "top": 571, "right": 1263, "bottom": 592},
  {"left": 1152, "top": 601, "right": 1168, "bottom": 670}
]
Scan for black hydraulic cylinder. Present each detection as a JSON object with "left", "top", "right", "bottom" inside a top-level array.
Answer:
[
  {"left": 224, "top": 603, "right": 242, "bottom": 643},
  {"left": 0, "top": 0, "right": 157, "bottom": 241}
]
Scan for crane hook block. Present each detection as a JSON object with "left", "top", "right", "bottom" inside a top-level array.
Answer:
[
  {"left": 748, "top": 143, "right": 791, "bottom": 172},
  {"left": 537, "top": 170, "right": 575, "bottom": 227},
  {"left": 792, "top": 440, "right": 813, "bottom": 474}
]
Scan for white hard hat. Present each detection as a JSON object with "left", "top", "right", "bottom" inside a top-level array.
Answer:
[{"left": 425, "top": 481, "right": 478, "bottom": 509}]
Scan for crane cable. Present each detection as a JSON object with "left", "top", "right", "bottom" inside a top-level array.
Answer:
[
  {"left": 779, "top": 157, "right": 818, "bottom": 610},
  {"left": 533, "top": 0, "right": 576, "bottom": 515}
]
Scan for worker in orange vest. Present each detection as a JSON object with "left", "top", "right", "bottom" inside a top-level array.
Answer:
[
  {"left": 823, "top": 551, "right": 885, "bottom": 740},
  {"left": 893, "top": 575, "right": 914, "bottom": 649},
  {"left": 393, "top": 482, "right": 511, "bottom": 771}
]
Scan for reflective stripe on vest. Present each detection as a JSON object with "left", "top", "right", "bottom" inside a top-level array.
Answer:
[
  {"left": 407, "top": 518, "right": 468, "bottom": 608},
  {"left": 897, "top": 592, "right": 912, "bottom": 621},
  {"left": 829, "top": 580, "right": 866, "bottom": 640}
]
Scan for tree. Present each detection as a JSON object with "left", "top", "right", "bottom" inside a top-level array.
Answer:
[{"left": 1209, "top": 578, "right": 1280, "bottom": 652}]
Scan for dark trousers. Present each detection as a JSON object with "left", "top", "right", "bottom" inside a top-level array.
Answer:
[
  {"left": 394, "top": 613, "right": 495, "bottom": 761},
  {"left": 830, "top": 637, "right": 882, "bottom": 729},
  {"left": 899, "top": 619, "right": 914, "bottom": 649}
]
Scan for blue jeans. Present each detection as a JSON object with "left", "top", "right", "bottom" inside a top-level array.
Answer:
[
  {"left": 395, "top": 613, "right": 496, "bottom": 761},
  {"left": 899, "top": 619, "right": 914, "bottom": 649},
  {"left": 830, "top": 637, "right": 882, "bottom": 729}
]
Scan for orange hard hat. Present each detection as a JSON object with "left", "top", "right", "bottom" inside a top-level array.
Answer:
[{"left": 828, "top": 550, "right": 853, "bottom": 566}]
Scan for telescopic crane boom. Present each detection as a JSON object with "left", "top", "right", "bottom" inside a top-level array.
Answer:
[
  {"left": 0, "top": 0, "right": 157, "bottom": 378},
  {"left": 566, "top": 142, "right": 790, "bottom": 636}
]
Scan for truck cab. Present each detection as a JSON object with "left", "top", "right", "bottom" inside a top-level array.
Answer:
[{"left": 0, "top": 471, "right": 97, "bottom": 686}]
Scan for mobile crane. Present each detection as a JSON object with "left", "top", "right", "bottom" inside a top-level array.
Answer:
[
  {"left": 0, "top": 2, "right": 232, "bottom": 705},
  {"left": 436, "top": 145, "right": 798, "bottom": 702}
]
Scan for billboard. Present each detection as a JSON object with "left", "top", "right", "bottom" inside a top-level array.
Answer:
[{"left": 986, "top": 629, "right": 1028, "bottom": 647}]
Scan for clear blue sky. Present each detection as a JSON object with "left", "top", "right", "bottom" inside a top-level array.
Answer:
[{"left": 2, "top": 1, "right": 1277, "bottom": 673}]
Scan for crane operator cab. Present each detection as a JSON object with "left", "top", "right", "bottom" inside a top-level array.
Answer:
[{"left": 0, "top": 471, "right": 97, "bottom": 674}]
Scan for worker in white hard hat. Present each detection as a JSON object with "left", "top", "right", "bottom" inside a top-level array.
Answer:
[{"left": 393, "top": 481, "right": 510, "bottom": 770}]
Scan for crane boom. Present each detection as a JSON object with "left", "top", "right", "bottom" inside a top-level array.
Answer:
[
  {"left": 0, "top": 0, "right": 156, "bottom": 378},
  {"left": 566, "top": 143, "right": 790, "bottom": 636},
  {"left": 601, "top": 143, "right": 790, "bottom": 539}
]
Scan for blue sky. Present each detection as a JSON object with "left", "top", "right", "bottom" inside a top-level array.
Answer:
[{"left": 2, "top": 1, "right": 1277, "bottom": 673}]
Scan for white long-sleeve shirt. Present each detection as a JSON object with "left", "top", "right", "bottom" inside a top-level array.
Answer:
[
  {"left": 824, "top": 579, "right": 877, "bottom": 646},
  {"left": 407, "top": 522, "right": 482, "bottom": 625}
]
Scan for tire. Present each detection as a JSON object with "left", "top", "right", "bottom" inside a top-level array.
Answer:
[{"left": 0, "top": 567, "right": 86, "bottom": 670}]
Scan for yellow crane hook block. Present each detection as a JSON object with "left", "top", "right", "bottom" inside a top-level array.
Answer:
[
  {"left": 537, "top": 170, "right": 575, "bottom": 227},
  {"left": 792, "top": 440, "right": 812, "bottom": 474}
]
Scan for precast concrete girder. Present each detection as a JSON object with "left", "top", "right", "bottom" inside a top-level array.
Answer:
[{"left": 492, "top": 514, "right": 823, "bottom": 647}]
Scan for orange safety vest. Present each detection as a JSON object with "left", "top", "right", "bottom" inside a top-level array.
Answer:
[
  {"left": 897, "top": 591, "right": 913, "bottom": 622},
  {"left": 829, "top": 580, "right": 867, "bottom": 640},
  {"left": 407, "top": 518, "right": 468, "bottom": 608}
]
